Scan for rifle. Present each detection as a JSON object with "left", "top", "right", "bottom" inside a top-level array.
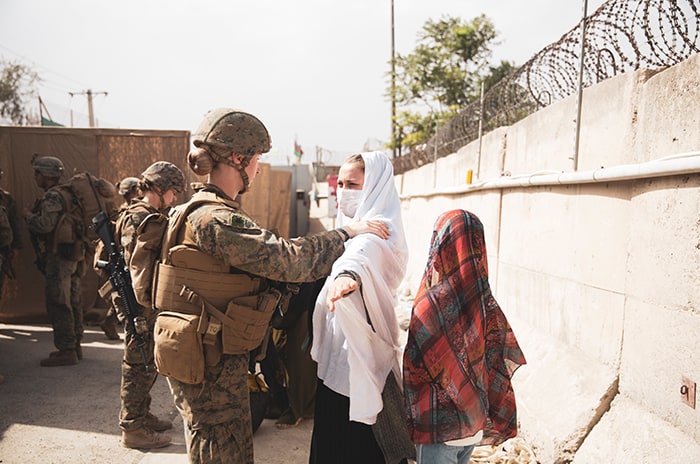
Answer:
[{"left": 92, "top": 210, "right": 150, "bottom": 371}]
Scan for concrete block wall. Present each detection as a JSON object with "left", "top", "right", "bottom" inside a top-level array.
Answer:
[{"left": 395, "top": 53, "right": 700, "bottom": 462}]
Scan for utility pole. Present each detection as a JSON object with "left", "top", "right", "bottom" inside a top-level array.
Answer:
[
  {"left": 69, "top": 88, "right": 108, "bottom": 128},
  {"left": 573, "top": 0, "right": 588, "bottom": 171},
  {"left": 391, "top": 0, "right": 397, "bottom": 158}
]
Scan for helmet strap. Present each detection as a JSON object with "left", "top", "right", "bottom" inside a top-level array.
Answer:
[
  {"left": 236, "top": 157, "right": 252, "bottom": 194},
  {"left": 156, "top": 191, "right": 167, "bottom": 211},
  {"left": 210, "top": 146, "right": 251, "bottom": 194}
]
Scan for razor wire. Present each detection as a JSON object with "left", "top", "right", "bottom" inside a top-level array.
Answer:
[{"left": 392, "top": 0, "right": 700, "bottom": 174}]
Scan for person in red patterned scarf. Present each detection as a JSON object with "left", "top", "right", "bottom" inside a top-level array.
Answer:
[{"left": 403, "top": 209, "right": 526, "bottom": 464}]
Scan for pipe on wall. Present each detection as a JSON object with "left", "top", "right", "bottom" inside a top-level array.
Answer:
[{"left": 400, "top": 151, "right": 700, "bottom": 200}]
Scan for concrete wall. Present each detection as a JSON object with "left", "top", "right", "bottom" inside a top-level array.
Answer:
[{"left": 396, "top": 53, "right": 700, "bottom": 462}]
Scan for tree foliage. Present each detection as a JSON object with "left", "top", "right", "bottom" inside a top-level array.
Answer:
[
  {"left": 0, "top": 59, "right": 40, "bottom": 125},
  {"left": 388, "top": 15, "right": 515, "bottom": 154}
]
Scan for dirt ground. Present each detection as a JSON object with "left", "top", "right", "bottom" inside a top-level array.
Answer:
[
  {"left": 0, "top": 322, "right": 313, "bottom": 464},
  {"left": 0, "top": 315, "right": 538, "bottom": 464}
]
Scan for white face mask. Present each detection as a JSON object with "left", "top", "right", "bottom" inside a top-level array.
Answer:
[{"left": 337, "top": 188, "right": 362, "bottom": 218}]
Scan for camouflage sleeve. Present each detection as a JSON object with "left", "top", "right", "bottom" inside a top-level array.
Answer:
[
  {"left": 5, "top": 196, "right": 22, "bottom": 250},
  {"left": 25, "top": 190, "right": 64, "bottom": 235},
  {"left": 189, "top": 204, "right": 346, "bottom": 282}
]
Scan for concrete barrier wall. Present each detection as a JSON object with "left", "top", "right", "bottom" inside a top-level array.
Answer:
[{"left": 396, "top": 53, "right": 700, "bottom": 462}]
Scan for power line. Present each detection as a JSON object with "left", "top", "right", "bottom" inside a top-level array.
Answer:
[{"left": 0, "top": 43, "right": 88, "bottom": 91}]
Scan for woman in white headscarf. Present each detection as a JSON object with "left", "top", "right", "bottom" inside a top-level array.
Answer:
[{"left": 309, "top": 151, "right": 410, "bottom": 463}]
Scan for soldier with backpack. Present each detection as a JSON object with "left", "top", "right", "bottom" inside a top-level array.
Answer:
[
  {"left": 96, "top": 161, "right": 185, "bottom": 449},
  {"left": 25, "top": 155, "right": 85, "bottom": 367}
]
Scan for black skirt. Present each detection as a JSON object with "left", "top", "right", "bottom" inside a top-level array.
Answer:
[{"left": 309, "top": 379, "right": 385, "bottom": 464}]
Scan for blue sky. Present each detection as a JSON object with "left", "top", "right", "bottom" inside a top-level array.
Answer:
[{"left": 0, "top": 0, "right": 605, "bottom": 165}]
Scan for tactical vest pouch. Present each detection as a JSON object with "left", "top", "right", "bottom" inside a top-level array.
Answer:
[
  {"left": 153, "top": 310, "right": 205, "bottom": 384},
  {"left": 54, "top": 214, "right": 76, "bottom": 245},
  {"left": 221, "top": 289, "right": 281, "bottom": 355},
  {"left": 153, "top": 262, "right": 261, "bottom": 313},
  {"left": 173, "top": 285, "right": 280, "bottom": 356}
]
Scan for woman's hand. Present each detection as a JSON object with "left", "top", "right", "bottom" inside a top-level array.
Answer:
[
  {"left": 342, "top": 220, "right": 390, "bottom": 240},
  {"left": 325, "top": 276, "right": 359, "bottom": 312}
]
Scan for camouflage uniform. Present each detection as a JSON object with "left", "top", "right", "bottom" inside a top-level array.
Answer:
[
  {"left": 100, "top": 176, "right": 144, "bottom": 340},
  {"left": 113, "top": 200, "right": 162, "bottom": 431},
  {"left": 26, "top": 185, "right": 84, "bottom": 355},
  {"left": 0, "top": 187, "right": 22, "bottom": 251},
  {"left": 0, "top": 186, "right": 23, "bottom": 289},
  {"left": 105, "top": 161, "right": 184, "bottom": 449},
  {"left": 166, "top": 182, "right": 349, "bottom": 464}
]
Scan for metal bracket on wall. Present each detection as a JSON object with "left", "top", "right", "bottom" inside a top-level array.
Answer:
[{"left": 680, "top": 376, "right": 696, "bottom": 409}]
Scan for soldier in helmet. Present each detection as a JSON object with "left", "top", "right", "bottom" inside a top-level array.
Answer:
[
  {"left": 153, "top": 108, "right": 390, "bottom": 464},
  {"left": 105, "top": 161, "right": 185, "bottom": 449},
  {"left": 25, "top": 155, "right": 85, "bottom": 367},
  {"left": 117, "top": 177, "right": 141, "bottom": 206},
  {"left": 100, "top": 176, "right": 143, "bottom": 341}
]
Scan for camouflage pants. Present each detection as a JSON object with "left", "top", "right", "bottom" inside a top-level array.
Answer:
[
  {"left": 120, "top": 317, "right": 157, "bottom": 431},
  {"left": 43, "top": 254, "right": 83, "bottom": 351},
  {"left": 167, "top": 353, "right": 253, "bottom": 464}
]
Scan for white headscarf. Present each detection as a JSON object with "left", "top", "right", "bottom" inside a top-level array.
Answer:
[{"left": 311, "top": 151, "right": 408, "bottom": 424}]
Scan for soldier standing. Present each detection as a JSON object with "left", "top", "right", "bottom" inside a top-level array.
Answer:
[
  {"left": 153, "top": 108, "right": 390, "bottom": 464},
  {"left": 99, "top": 176, "right": 142, "bottom": 341},
  {"left": 0, "top": 168, "right": 23, "bottom": 295},
  {"left": 25, "top": 156, "right": 85, "bottom": 367},
  {"left": 104, "top": 162, "right": 184, "bottom": 449}
]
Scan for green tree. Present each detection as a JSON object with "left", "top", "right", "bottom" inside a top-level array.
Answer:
[
  {"left": 0, "top": 59, "right": 40, "bottom": 125},
  {"left": 483, "top": 60, "right": 518, "bottom": 94},
  {"left": 388, "top": 15, "right": 506, "bottom": 154}
]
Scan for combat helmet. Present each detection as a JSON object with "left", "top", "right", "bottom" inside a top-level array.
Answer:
[
  {"left": 141, "top": 161, "right": 186, "bottom": 193},
  {"left": 32, "top": 155, "right": 65, "bottom": 178},
  {"left": 117, "top": 177, "right": 140, "bottom": 197},
  {"left": 192, "top": 108, "right": 271, "bottom": 156}
]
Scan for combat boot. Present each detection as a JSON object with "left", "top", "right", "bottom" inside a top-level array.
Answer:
[
  {"left": 49, "top": 343, "right": 82, "bottom": 361},
  {"left": 75, "top": 340, "right": 83, "bottom": 360},
  {"left": 122, "top": 426, "right": 171, "bottom": 449},
  {"left": 100, "top": 314, "right": 120, "bottom": 340},
  {"left": 144, "top": 412, "right": 173, "bottom": 432},
  {"left": 40, "top": 349, "right": 78, "bottom": 367}
]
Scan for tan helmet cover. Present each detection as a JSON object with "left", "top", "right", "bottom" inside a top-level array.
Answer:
[
  {"left": 192, "top": 108, "right": 271, "bottom": 156},
  {"left": 32, "top": 155, "right": 65, "bottom": 178},
  {"left": 141, "top": 161, "right": 186, "bottom": 193},
  {"left": 117, "top": 177, "right": 140, "bottom": 196}
]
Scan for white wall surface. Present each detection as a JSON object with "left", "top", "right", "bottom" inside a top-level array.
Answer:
[{"left": 396, "top": 53, "right": 700, "bottom": 462}]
